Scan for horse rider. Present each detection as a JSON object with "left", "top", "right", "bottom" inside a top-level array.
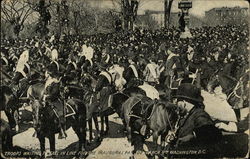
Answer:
[
  {"left": 169, "top": 83, "right": 222, "bottom": 157},
  {"left": 43, "top": 62, "right": 67, "bottom": 139},
  {"left": 184, "top": 46, "right": 201, "bottom": 87},
  {"left": 123, "top": 55, "right": 141, "bottom": 88},
  {"left": 11, "top": 46, "right": 31, "bottom": 97},
  {"left": 143, "top": 55, "right": 160, "bottom": 86},
  {"left": 163, "top": 47, "right": 183, "bottom": 89}
]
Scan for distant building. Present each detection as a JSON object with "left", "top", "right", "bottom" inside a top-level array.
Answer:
[
  {"left": 140, "top": 10, "right": 205, "bottom": 29},
  {"left": 205, "top": 6, "right": 249, "bottom": 26}
]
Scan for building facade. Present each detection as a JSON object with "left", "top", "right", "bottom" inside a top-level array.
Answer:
[
  {"left": 205, "top": 7, "right": 249, "bottom": 26},
  {"left": 143, "top": 10, "right": 205, "bottom": 29}
]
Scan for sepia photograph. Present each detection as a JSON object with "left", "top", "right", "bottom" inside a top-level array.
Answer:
[{"left": 0, "top": 0, "right": 249, "bottom": 158}]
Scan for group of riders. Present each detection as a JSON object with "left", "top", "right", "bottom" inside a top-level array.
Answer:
[{"left": 1, "top": 24, "right": 249, "bottom": 157}]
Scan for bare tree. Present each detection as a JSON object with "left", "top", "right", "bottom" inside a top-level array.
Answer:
[
  {"left": 111, "top": 0, "right": 154, "bottom": 31},
  {"left": 112, "top": 0, "right": 139, "bottom": 31},
  {"left": 1, "top": 0, "right": 34, "bottom": 38},
  {"left": 27, "top": 0, "right": 52, "bottom": 38}
]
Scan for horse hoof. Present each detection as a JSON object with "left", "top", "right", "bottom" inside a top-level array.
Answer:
[
  {"left": 129, "top": 156, "right": 135, "bottom": 159},
  {"left": 97, "top": 137, "right": 102, "bottom": 143}
]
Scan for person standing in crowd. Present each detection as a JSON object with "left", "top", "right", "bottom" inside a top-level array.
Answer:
[{"left": 100, "top": 47, "right": 111, "bottom": 68}]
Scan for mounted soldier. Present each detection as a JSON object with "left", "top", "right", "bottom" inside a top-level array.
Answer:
[
  {"left": 163, "top": 47, "right": 183, "bottom": 91},
  {"left": 11, "top": 47, "right": 31, "bottom": 97},
  {"left": 43, "top": 61, "right": 66, "bottom": 139},
  {"left": 143, "top": 55, "right": 160, "bottom": 86},
  {"left": 183, "top": 45, "right": 201, "bottom": 87},
  {"left": 123, "top": 55, "right": 141, "bottom": 88}
]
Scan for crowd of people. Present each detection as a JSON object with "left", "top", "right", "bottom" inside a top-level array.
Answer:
[
  {"left": 1, "top": 23, "right": 249, "bottom": 157},
  {"left": 1, "top": 24, "right": 248, "bottom": 87}
]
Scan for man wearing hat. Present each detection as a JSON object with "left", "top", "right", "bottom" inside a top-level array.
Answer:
[
  {"left": 11, "top": 47, "right": 31, "bottom": 97},
  {"left": 43, "top": 62, "right": 67, "bottom": 139},
  {"left": 100, "top": 47, "right": 111, "bottom": 68},
  {"left": 169, "top": 83, "right": 222, "bottom": 157},
  {"left": 123, "top": 55, "right": 141, "bottom": 88}
]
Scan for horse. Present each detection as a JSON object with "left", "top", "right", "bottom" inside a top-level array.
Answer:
[
  {"left": 1, "top": 119, "right": 13, "bottom": 153},
  {"left": 207, "top": 69, "right": 249, "bottom": 121},
  {"left": 87, "top": 64, "right": 127, "bottom": 139},
  {"left": 29, "top": 96, "right": 87, "bottom": 158},
  {"left": 0, "top": 85, "right": 20, "bottom": 151},
  {"left": 121, "top": 96, "right": 181, "bottom": 159}
]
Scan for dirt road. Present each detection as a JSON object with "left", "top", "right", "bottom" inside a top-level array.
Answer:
[{"left": 1, "top": 89, "right": 248, "bottom": 159}]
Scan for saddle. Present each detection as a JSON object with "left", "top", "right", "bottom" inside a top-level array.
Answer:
[{"left": 127, "top": 96, "right": 157, "bottom": 138}]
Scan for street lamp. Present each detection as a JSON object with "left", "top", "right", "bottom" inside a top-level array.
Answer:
[{"left": 178, "top": 0, "right": 192, "bottom": 38}]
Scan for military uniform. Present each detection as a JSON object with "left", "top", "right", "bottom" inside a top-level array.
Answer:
[
  {"left": 163, "top": 49, "right": 183, "bottom": 89},
  {"left": 44, "top": 63, "right": 66, "bottom": 139},
  {"left": 123, "top": 61, "right": 140, "bottom": 88}
]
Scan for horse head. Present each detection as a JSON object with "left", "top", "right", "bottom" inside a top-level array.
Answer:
[
  {"left": 227, "top": 70, "right": 249, "bottom": 109},
  {"left": 30, "top": 99, "right": 44, "bottom": 132}
]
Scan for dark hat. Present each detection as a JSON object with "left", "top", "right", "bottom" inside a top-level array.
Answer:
[
  {"left": 47, "top": 62, "right": 59, "bottom": 75},
  {"left": 175, "top": 83, "right": 204, "bottom": 105}
]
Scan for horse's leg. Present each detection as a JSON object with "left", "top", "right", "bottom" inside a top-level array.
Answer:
[
  {"left": 159, "top": 132, "right": 168, "bottom": 159},
  {"left": 4, "top": 110, "right": 16, "bottom": 131},
  {"left": 126, "top": 123, "right": 132, "bottom": 142},
  {"left": 38, "top": 136, "right": 45, "bottom": 158},
  {"left": 104, "top": 115, "right": 109, "bottom": 135},
  {"left": 234, "top": 109, "right": 241, "bottom": 121},
  {"left": 160, "top": 132, "right": 168, "bottom": 149},
  {"left": 88, "top": 119, "right": 93, "bottom": 143},
  {"left": 72, "top": 125, "right": 86, "bottom": 152},
  {"left": 93, "top": 116, "right": 101, "bottom": 140},
  {"left": 152, "top": 131, "right": 161, "bottom": 159},
  {"left": 49, "top": 134, "right": 55, "bottom": 153},
  {"left": 131, "top": 133, "right": 145, "bottom": 159},
  {"left": 100, "top": 116, "right": 104, "bottom": 136},
  {"left": 79, "top": 113, "right": 87, "bottom": 152}
]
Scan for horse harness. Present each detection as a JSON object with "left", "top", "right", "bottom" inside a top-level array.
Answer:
[
  {"left": 227, "top": 70, "right": 249, "bottom": 102},
  {"left": 128, "top": 97, "right": 177, "bottom": 139}
]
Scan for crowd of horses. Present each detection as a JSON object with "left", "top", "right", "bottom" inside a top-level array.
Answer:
[{"left": 1, "top": 62, "right": 249, "bottom": 159}]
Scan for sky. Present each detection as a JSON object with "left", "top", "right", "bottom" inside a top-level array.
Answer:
[{"left": 89, "top": 0, "right": 249, "bottom": 17}]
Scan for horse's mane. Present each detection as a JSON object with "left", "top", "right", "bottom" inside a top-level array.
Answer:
[{"left": 155, "top": 100, "right": 178, "bottom": 113}]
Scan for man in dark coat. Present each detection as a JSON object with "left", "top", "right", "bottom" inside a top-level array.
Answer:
[
  {"left": 123, "top": 55, "right": 141, "bottom": 88},
  {"left": 163, "top": 47, "right": 183, "bottom": 89},
  {"left": 44, "top": 62, "right": 66, "bottom": 139},
  {"left": 168, "top": 83, "right": 222, "bottom": 158}
]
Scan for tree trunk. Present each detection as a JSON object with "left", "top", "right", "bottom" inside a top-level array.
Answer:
[
  {"left": 129, "top": 17, "right": 134, "bottom": 31},
  {"left": 123, "top": 16, "right": 129, "bottom": 31}
]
